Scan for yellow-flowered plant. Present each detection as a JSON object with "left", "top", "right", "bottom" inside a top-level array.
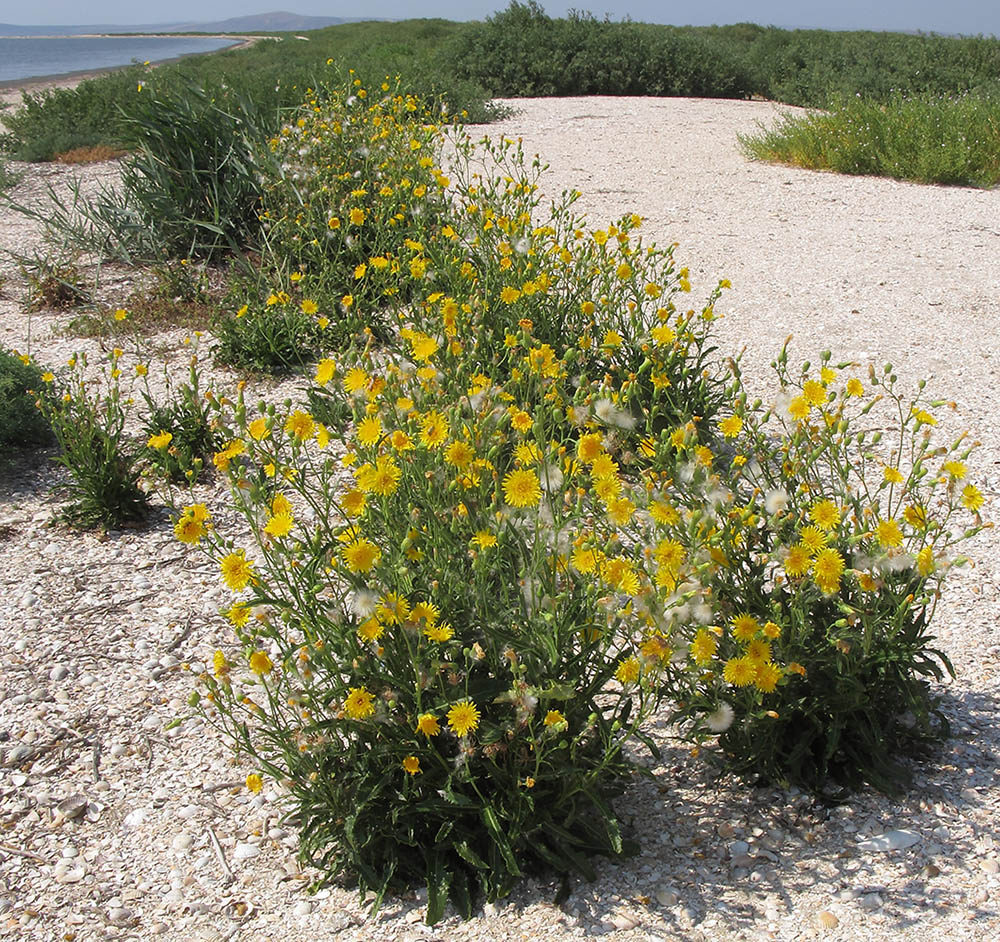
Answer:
[{"left": 672, "top": 345, "right": 987, "bottom": 796}]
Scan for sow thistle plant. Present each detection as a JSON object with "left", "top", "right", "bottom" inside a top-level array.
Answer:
[
  {"left": 676, "top": 347, "right": 987, "bottom": 796},
  {"left": 171, "top": 293, "right": 747, "bottom": 917}
]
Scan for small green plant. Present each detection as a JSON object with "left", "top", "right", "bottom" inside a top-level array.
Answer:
[
  {"left": 0, "top": 348, "right": 52, "bottom": 450},
  {"left": 140, "top": 344, "right": 220, "bottom": 483},
  {"left": 24, "top": 257, "right": 88, "bottom": 311},
  {"left": 37, "top": 350, "right": 150, "bottom": 528},
  {"left": 213, "top": 298, "right": 323, "bottom": 374}
]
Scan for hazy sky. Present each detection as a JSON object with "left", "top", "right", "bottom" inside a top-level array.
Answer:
[{"left": 4, "top": 1, "right": 998, "bottom": 35}]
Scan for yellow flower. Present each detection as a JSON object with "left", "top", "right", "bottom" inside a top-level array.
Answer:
[
  {"left": 264, "top": 511, "right": 294, "bottom": 539},
  {"left": 942, "top": 460, "right": 967, "bottom": 480},
  {"left": 754, "top": 661, "right": 782, "bottom": 694},
  {"left": 783, "top": 543, "right": 811, "bottom": 577},
  {"left": 377, "top": 592, "right": 411, "bottom": 625},
  {"left": 344, "top": 686, "right": 375, "bottom": 719},
  {"left": 808, "top": 499, "right": 841, "bottom": 531},
  {"left": 213, "top": 650, "right": 229, "bottom": 677},
  {"left": 340, "top": 488, "right": 367, "bottom": 517},
  {"left": 802, "top": 380, "right": 827, "bottom": 407},
  {"left": 745, "top": 638, "right": 771, "bottom": 663},
  {"left": 356, "top": 415, "right": 382, "bottom": 447},
  {"left": 651, "top": 324, "right": 675, "bottom": 345},
  {"left": 416, "top": 713, "right": 440, "bottom": 737},
  {"left": 343, "top": 367, "right": 369, "bottom": 394},
  {"left": 577, "top": 432, "right": 604, "bottom": 464},
  {"left": 349, "top": 207, "right": 365, "bottom": 225},
  {"left": 798, "top": 525, "right": 828, "bottom": 555},
  {"left": 342, "top": 538, "right": 381, "bottom": 573},
  {"left": 500, "top": 285, "right": 521, "bottom": 304},
  {"left": 147, "top": 430, "right": 172, "bottom": 450},
  {"left": 543, "top": 709, "right": 566, "bottom": 727},
  {"left": 301, "top": 299, "right": 318, "bottom": 315},
  {"left": 649, "top": 500, "right": 680, "bottom": 526},
  {"left": 114, "top": 308, "right": 128, "bottom": 321},
  {"left": 883, "top": 465, "right": 905, "bottom": 484},
  {"left": 962, "top": 484, "right": 984, "bottom": 512},
  {"left": 723, "top": 656, "right": 757, "bottom": 687},
  {"left": 916, "top": 545, "right": 936, "bottom": 576},
  {"left": 424, "top": 622, "right": 454, "bottom": 643},
  {"left": 419, "top": 410, "right": 448, "bottom": 448},
  {"left": 447, "top": 700, "right": 480, "bottom": 737},
  {"left": 762, "top": 621, "right": 782, "bottom": 640},
  {"left": 730, "top": 613, "right": 760, "bottom": 642},
  {"left": 615, "top": 656, "right": 640, "bottom": 686},
  {"left": 245, "top": 773, "right": 263, "bottom": 794},
  {"left": 315, "top": 359, "right": 336, "bottom": 385},
  {"left": 876, "top": 518, "right": 904, "bottom": 548},
  {"left": 227, "top": 602, "right": 250, "bottom": 628},
  {"left": 690, "top": 628, "right": 717, "bottom": 666},
  {"left": 249, "top": 650, "right": 273, "bottom": 674},
  {"left": 502, "top": 468, "right": 542, "bottom": 507},
  {"left": 472, "top": 530, "right": 497, "bottom": 549},
  {"left": 284, "top": 410, "right": 315, "bottom": 441},
  {"left": 812, "top": 547, "right": 845, "bottom": 594},
  {"left": 445, "top": 440, "right": 475, "bottom": 469},
  {"left": 357, "top": 617, "right": 384, "bottom": 642},
  {"left": 401, "top": 756, "right": 421, "bottom": 776},
  {"left": 718, "top": 415, "right": 743, "bottom": 439},
  {"left": 845, "top": 377, "right": 864, "bottom": 397},
  {"left": 571, "top": 545, "right": 599, "bottom": 574},
  {"left": 788, "top": 396, "right": 811, "bottom": 421},
  {"left": 220, "top": 551, "right": 255, "bottom": 591},
  {"left": 248, "top": 417, "right": 270, "bottom": 441}
]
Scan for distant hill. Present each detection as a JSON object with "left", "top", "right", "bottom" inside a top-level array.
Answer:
[{"left": 0, "top": 12, "right": 367, "bottom": 37}]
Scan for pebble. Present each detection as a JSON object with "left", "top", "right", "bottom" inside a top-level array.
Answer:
[
  {"left": 293, "top": 901, "right": 313, "bottom": 916},
  {"left": 48, "top": 664, "right": 69, "bottom": 682},
  {"left": 858, "top": 892, "right": 883, "bottom": 911},
  {"left": 856, "top": 829, "right": 921, "bottom": 852},
  {"left": 655, "top": 885, "right": 680, "bottom": 906},
  {"left": 233, "top": 842, "right": 261, "bottom": 861},
  {"left": 981, "top": 859, "right": 1000, "bottom": 875},
  {"left": 728, "top": 840, "right": 750, "bottom": 857},
  {"left": 172, "top": 832, "right": 194, "bottom": 853}
]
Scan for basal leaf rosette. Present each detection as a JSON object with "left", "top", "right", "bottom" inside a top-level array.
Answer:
[
  {"left": 675, "top": 348, "right": 987, "bottom": 796},
  {"left": 174, "top": 335, "right": 719, "bottom": 917}
]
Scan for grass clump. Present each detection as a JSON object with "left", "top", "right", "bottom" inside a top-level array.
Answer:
[{"left": 740, "top": 92, "right": 1000, "bottom": 187}]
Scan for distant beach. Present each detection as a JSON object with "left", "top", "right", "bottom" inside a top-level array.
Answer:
[
  {"left": 0, "top": 35, "right": 258, "bottom": 108},
  {"left": 0, "top": 34, "right": 249, "bottom": 88}
]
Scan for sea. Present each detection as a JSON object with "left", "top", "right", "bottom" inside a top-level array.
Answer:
[{"left": 0, "top": 35, "right": 240, "bottom": 84}]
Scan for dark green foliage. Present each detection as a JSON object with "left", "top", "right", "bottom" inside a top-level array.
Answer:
[
  {"left": 213, "top": 304, "right": 323, "bottom": 374},
  {"left": 0, "top": 348, "right": 52, "bottom": 450}
]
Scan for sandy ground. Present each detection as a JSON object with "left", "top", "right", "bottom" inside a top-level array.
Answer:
[{"left": 0, "top": 94, "right": 998, "bottom": 941}]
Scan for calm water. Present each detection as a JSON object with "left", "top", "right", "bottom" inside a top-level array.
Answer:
[{"left": 0, "top": 36, "right": 239, "bottom": 83}]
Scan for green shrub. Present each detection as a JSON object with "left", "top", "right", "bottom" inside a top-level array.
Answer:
[
  {"left": 0, "top": 348, "right": 52, "bottom": 449},
  {"left": 740, "top": 92, "right": 1000, "bottom": 188},
  {"left": 37, "top": 350, "right": 150, "bottom": 528},
  {"left": 676, "top": 349, "right": 986, "bottom": 796}
]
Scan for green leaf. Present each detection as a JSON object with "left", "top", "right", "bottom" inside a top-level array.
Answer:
[
  {"left": 425, "top": 853, "right": 450, "bottom": 926},
  {"left": 483, "top": 805, "right": 523, "bottom": 876}
]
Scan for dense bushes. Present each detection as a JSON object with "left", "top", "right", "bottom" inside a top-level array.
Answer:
[{"left": 0, "top": 348, "right": 52, "bottom": 450}]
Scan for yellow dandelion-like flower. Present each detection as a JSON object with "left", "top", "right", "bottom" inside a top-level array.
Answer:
[
  {"left": 343, "top": 367, "right": 368, "bottom": 394},
  {"left": 876, "top": 518, "right": 904, "bottom": 548},
  {"left": 344, "top": 686, "right": 375, "bottom": 719},
  {"left": 264, "top": 512, "right": 294, "bottom": 539},
  {"left": 220, "top": 551, "right": 255, "bottom": 592},
  {"left": 174, "top": 514, "right": 205, "bottom": 545},
  {"left": 249, "top": 650, "right": 273, "bottom": 674},
  {"left": 147, "top": 430, "right": 172, "bottom": 450},
  {"left": 962, "top": 484, "right": 984, "bottom": 512},
  {"left": 808, "top": 499, "right": 841, "bottom": 531},
  {"left": 592, "top": 473, "right": 622, "bottom": 503},
  {"left": 340, "top": 488, "right": 367, "bottom": 517},
  {"left": 941, "top": 460, "right": 967, "bottom": 480},
  {"left": 416, "top": 713, "right": 440, "bottom": 737},
  {"left": 607, "top": 496, "right": 635, "bottom": 525},
  {"left": 248, "top": 417, "right": 270, "bottom": 441},
  {"left": 798, "top": 525, "right": 828, "bottom": 555},
  {"left": 762, "top": 621, "right": 782, "bottom": 640},
  {"left": 649, "top": 499, "right": 680, "bottom": 526},
  {"left": 445, "top": 440, "right": 475, "bottom": 469},
  {"left": 245, "top": 773, "right": 263, "bottom": 794},
  {"left": 503, "top": 468, "right": 542, "bottom": 508},
  {"left": 401, "top": 756, "right": 421, "bottom": 776},
  {"left": 719, "top": 415, "right": 743, "bottom": 439},
  {"left": 357, "top": 617, "right": 383, "bottom": 642},
  {"left": 802, "top": 380, "right": 827, "bottom": 407},
  {"left": 812, "top": 547, "right": 845, "bottom": 594},
  {"left": 577, "top": 432, "right": 604, "bottom": 464},
  {"left": 447, "top": 700, "right": 480, "bottom": 737},
  {"left": 356, "top": 414, "right": 382, "bottom": 447},
  {"left": 690, "top": 629, "right": 717, "bottom": 666},
  {"left": 377, "top": 592, "right": 411, "bottom": 625},
  {"left": 341, "top": 538, "right": 380, "bottom": 573},
  {"left": 226, "top": 602, "right": 250, "bottom": 628},
  {"left": 424, "top": 622, "right": 454, "bottom": 643},
  {"left": 783, "top": 543, "right": 812, "bottom": 577},
  {"left": 730, "top": 613, "right": 761, "bottom": 642},
  {"left": 349, "top": 207, "right": 365, "bottom": 225},
  {"left": 723, "top": 656, "right": 757, "bottom": 687},
  {"left": 651, "top": 324, "right": 675, "bottom": 345},
  {"left": 754, "top": 661, "right": 782, "bottom": 694},
  {"left": 916, "top": 545, "right": 936, "bottom": 576},
  {"left": 615, "top": 656, "right": 641, "bottom": 685},
  {"left": 472, "top": 530, "right": 497, "bottom": 550},
  {"left": 745, "top": 638, "right": 772, "bottom": 663},
  {"left": 788, "top": 396, "right": 811, "bottom": 421},
  {"left": 883, "top": 465, "right": 905, "bottom": 484},
  {"left": 845, "top": 377, "right": 864, "bottom": 397},
  {"left": 419, "top": 410, "right": 448, "bottom": 448},
  {"left": 284, "top": 410, "right": 315, "bottom": 441}
]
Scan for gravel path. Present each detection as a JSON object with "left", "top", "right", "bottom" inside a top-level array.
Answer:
[{"left": 1, "top": 96, "right": 998, "bottom": 942}]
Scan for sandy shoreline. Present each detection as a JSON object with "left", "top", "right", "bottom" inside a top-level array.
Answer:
[{"left": 0, "top": 36, "right": 260, "bottom": 108}]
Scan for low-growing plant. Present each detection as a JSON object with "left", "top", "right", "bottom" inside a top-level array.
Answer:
[
  {"left": 740, "top": 92, "right": 1000, "bottom": 188},
  {"left": 24, "top": 257, "right": 89, "bottom": 311},
  {"left": 37, "top": 349, "right": 150, "bottom": 528},
  {"left": 0, "top": 348, "right": 52, "bottom": 450},
  {"left": 213, "top": 297, "right": 323, "bottom": 374},
  {"left": 140, "top": 345, "right": 220, "bottom": 484}
]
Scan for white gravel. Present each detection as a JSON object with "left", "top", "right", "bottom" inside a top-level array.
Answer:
[{"left": 1, "top": 96, "right": 998, "bottom": 941}]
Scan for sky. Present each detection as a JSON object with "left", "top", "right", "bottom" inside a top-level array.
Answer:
[{"left": 2, "top": 1, "right": 998, "bottom": 35}]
